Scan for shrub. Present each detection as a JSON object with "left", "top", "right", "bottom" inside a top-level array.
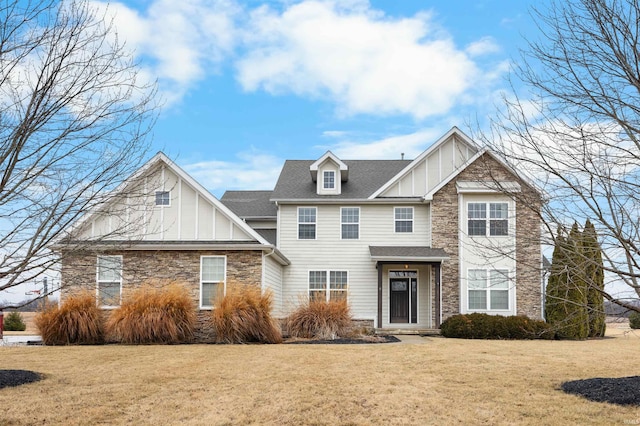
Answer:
[
  {"left": 629, "top": 312, "right": 640, "bottom": 329},
  {"left": 440, "top": 313, "right": 554, "bottom": 340},
  {"left": 36, "top": 291, "right": 104, "bottom": 345},
  {"left": 285, "top": 298, "right": 352, "bottom": 340},
  {"left": 106, "top": 281, "right": 197, "bottom": 344},
  {"left": 4, "top": 311, "right": 26, "bottom": 331},
  {"left": 211, "top": 284, "right": 282, "bottom": 344}
]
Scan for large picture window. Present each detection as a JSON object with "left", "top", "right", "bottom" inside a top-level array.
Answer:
[
  {"left": 468, "top": 269, "right": 510, "bottom": 311},
  {"left": 468, "top": 202, "right": 509, "bottom": 236},
  {"left": 341, "top": 207, "right": 359, "bottom": 239},
  {"left": 201, "top": 256, "right": 226, "bottom": 309},
  {"left": 298, "top": 207, "right": 317, "bottom": 239},
  {"left": 394, "top": 207, "right": 413, "bottom": 233},
  {"left": 97, "top": 255, "right": 122, "bottom": 307},
  {"left": 309, "top": 270, "right": 348, "bottom": 302}
]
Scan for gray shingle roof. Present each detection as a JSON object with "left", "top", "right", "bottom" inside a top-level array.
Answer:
[
  {"left": 369, "top": 246, "right": 449, "bottom": 261},
  {"left": 256, "top": 229, "right": 277, "bottom": 245},
  {"left": 220, "top": 190, "right": 277, "bottom": 218},
  {"left": 271, "top": 160, "right": 412, "bottom": 200}
]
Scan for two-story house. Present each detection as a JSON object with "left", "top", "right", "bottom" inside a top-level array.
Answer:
[{"left": 55, "top": 127, "right": 542, "bottom": 335}]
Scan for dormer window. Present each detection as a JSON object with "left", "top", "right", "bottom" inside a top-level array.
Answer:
[
  {"left": 323, "top": 171, "right": 335, "bottom": 189},
  {"left": 310, "top": 151, "right": 348, "bottom": 196}
]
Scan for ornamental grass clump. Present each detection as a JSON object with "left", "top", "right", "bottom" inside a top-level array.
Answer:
[
  {"left": 285, "top": 298, "right": 352, "bottom": 340},
  {"left": 106, "top": 281, "right": 197, "bottom": 344},
  {"left": 36, "top": 291, "right": 104, "bottom": 345},
  {"left": 210, "top": 284, "right": 282, "bottom": 344}
]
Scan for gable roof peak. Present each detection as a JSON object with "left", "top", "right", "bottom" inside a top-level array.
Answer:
[{"left": 310, "top": 150, "right": 349, "bottom": 182}]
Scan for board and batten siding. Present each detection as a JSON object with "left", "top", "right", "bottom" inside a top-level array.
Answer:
[
  {"left": 76, "top": 165, "right": 253, "bottom": 242},
  {"left": 263, "top": 254, "right": 284, "bottom": 317},
  {"left": 380, "top": 134, "right": 477, "bottom": 197},
  {"left": 278, "top": 203, "right": 430, "bottom": 324}
]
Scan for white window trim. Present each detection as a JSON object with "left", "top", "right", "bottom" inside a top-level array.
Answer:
[
  {"left": 323, "top": 170, "right": 336, "bottom": 190},
  {"left": 96, "top": 255, "right": 123, "bottom": 309},
  {"left": 200, "top": 255, "right": 227, "bottom": 309},
  {"left": 394, "top": 207, "right": 414, "bottom": 233},
  {"left": 467, "top": 201, "right": 510, "bottom": 237},
  {"left": 466, "top": 268, "right": 511, "bottom": 312},
  {"left": 155, "top": 190, "right": 171, "bottom": 207},
  {"left": 297, "top": 206, "right": 317, "bottom": 240},
  {"left": 340, "top": 207, "right": 360, "bottom": 240},
  {"left": 308, "top": 270, "right": 349, "bottom": 302}
]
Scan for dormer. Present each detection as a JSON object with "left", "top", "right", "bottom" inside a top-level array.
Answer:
[{"left": 310, "top": 151, "right": 349, "bottom": 195}]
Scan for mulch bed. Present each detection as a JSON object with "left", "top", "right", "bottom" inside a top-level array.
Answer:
[
  {"left": 562, "top": 376, "right": 640, "bottom": 406},
  {"left": 0, "top": 370, "right": 42, "bottom": 389},
  {"left": 285, "top": 335, "right": 400, "bottom": 344}
]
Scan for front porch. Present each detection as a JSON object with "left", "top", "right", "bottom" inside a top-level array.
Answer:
[
  {"left": 375, "top": 328, "right": 441, "bottom": 336},
  {"left": 369, "top": 246, "right": 449, "bottom": 330}
]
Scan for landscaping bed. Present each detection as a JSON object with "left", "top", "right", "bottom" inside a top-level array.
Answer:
[
  {"left": 0, "top": 370, "right": 42, "bottom": 389},
  {"left": 562, "top": 376, "right": 640, "bottom": 406}
]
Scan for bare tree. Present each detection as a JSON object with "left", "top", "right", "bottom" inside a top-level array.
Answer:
[
  {"left": 480, "top": 0, "right": 640, "bottom": 312},
  {"left": 0, "top": 0, "right": 157, "bottom": 307}
]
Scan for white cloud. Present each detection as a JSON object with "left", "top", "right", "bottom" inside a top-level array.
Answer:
[
  {"left": 93, "top": 0, "right": 240, "bottom": 105},
  {"left": 183, "top": 150, "right": 283, "bottom": 196},
  {"left": 90, "top": 0, "right": 508, "bottom": 115},
  {"left": 236, "top": 1, "right": 506, "bottom": 119},
  {"left": 465, "top": 36, "right": 501, "bottom": 57},
  {"left": 318, "top": 128, "right": 445, "bottom": 160}
]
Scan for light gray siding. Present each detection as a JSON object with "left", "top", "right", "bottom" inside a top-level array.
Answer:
[
  {"left": 278, "top": 203, "right": 431, "bottom": 322},
  {"left": 263, "top": 254, "right": 284, "bottom": 317}
]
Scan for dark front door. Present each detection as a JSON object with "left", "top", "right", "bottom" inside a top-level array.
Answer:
[{"left": 390, "top": 278, "right": 409, "bottom": 323}]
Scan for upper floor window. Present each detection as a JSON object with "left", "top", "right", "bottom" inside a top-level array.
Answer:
[
  {"left": 468, "top": 269, "right": 510, "bottom": 310},
  {"left": 97, "top": 255, "right": 122, "bottom": 308},
  {"left": 298, "top": 207, "right": 317, "bottom": 239},
  {"left": 468, "top": 202, "right": 508, "bottom": 236},
  {"left": 394, "top": 207, "right": 413, "bottom": 233},
  {"left": 155, "top": 190, "right": 170, "bottom": 206},
  {"left": 309, "top": 270, "right": 348, "bottom": 302},
  {"left": 323, "top": 171, "right": 335, "bottom": 189},
  {"left": 201, "top": 256, "right": 226, "bottom": 309},
  {"left": 341, "top": 207, "right": 359, "bottom": 239}
]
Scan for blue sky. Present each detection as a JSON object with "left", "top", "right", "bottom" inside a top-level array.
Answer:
[{"left": 96, "top": 0, "right": 539, "bottom": 197}]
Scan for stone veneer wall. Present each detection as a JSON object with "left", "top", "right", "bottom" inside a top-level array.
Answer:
[
  {"left": 60, "top": 249, "right": 263, "bottom": 342},
  {"left": 431, "top": 153, "right": 542, "bottom": 321}
]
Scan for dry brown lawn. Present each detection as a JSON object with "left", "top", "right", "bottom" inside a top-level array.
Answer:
[{"left": 1, "top": 327, "right": 640, "bottom": 425}]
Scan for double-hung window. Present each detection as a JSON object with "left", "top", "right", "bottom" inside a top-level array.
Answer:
[
  {"left": 323, "top": 171, "right": 335, "bottom": 189},
  {"left": 394, "top": 207, "right": 413, "bottom": 233},
  {"left": 468, "top": 202, "right": 509, "bottom": 236},
  {"left": 298, "top": 207, "right": 317, "bottom": 239},
  {"left": 468, "top": 269, "right": 510, "bottom": 310},
  {"left": 341, "top": 207, "right": 359, "bottom": 239},
  {"left": 309, "top": 270, "right": 348, "bottom": 302},
  {"left": 155, "top": 190, "right": 170, "bottom": 206},
  {"left": 97, "top": 255, "right": 122, "bottom": 307},
  {"left": 201, "top": 256, "right": 226, "bottom": 308}
]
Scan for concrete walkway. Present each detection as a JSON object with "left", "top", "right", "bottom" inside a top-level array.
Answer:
[
  {"left": 393, "top": 334, "right": 432, "bottom": 344},
  {"left": 1, "top": 335, "right": 42, "bottom": 346}
]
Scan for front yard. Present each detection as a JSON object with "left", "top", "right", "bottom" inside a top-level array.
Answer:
[{"left": 1, "top": 325, "right": 639, "bottom": 425}]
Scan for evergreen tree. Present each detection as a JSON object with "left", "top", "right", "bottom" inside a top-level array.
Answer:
[
  {"left": 558, "top": 222, "right": 589, "bottom": 339},
  {"left": 583, "top": 219, "right": 606, "bottom": 337},
  {"left": 545, "top": 228, "right": 567, "bottom": 326},
  {"left": 545, "top": 224, "right": 590, "bottom": 339}
]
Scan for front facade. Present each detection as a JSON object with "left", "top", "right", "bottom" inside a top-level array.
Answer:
[{"left": 57, "top": 127, "right": 542, "bottom": 333}]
